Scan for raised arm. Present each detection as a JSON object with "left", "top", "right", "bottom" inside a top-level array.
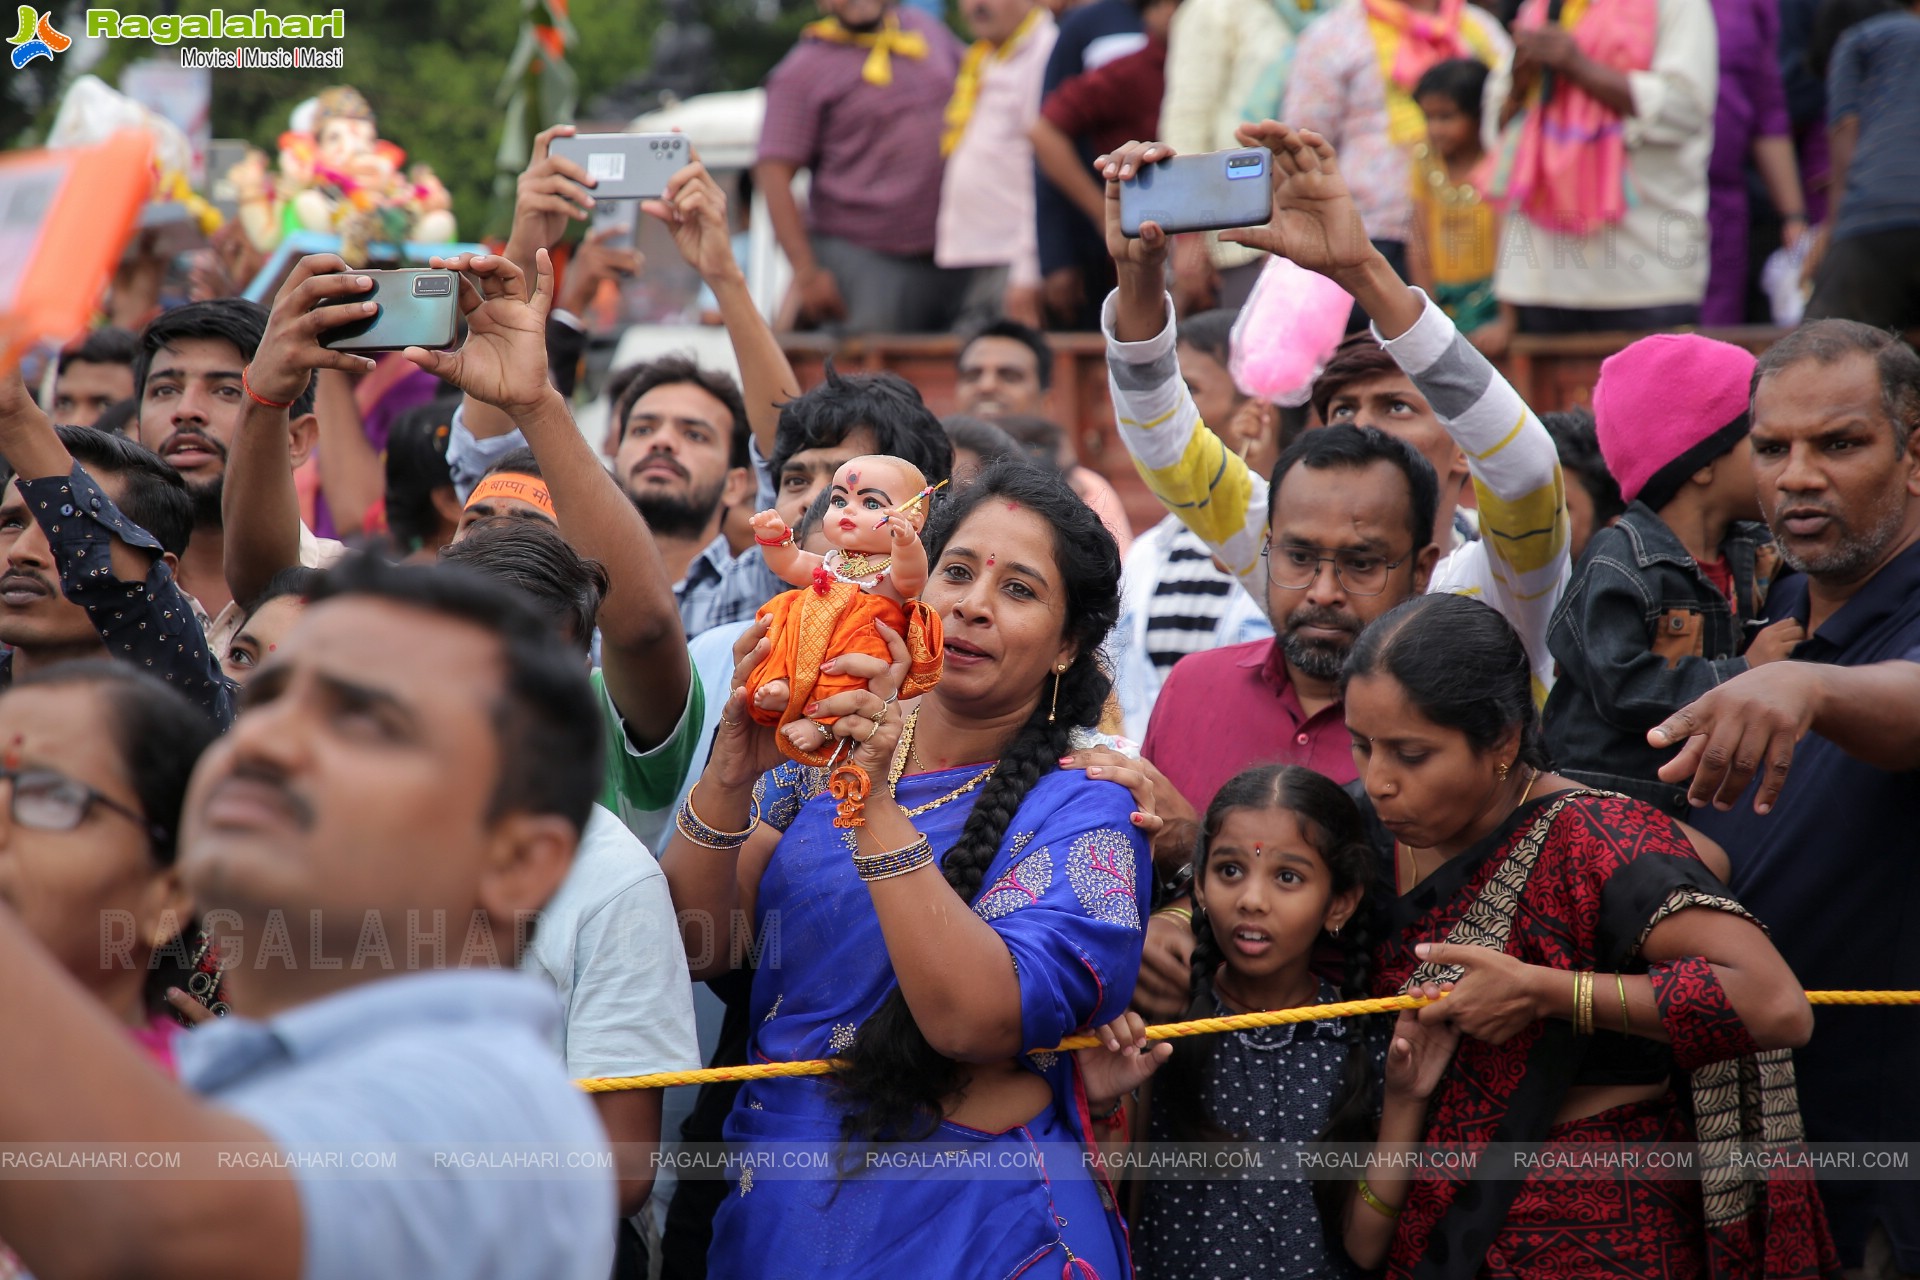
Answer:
[
  {"left": 311, "top": 368, "right": 384, "bottom": 536},
  {"left": 222, "top": 253, "right": 367, "bottom": 608},
  {"left": 458, "top": 124, "right": 602, "bottom": 449},
  {"left": 1222, "top": 122, "right": 1570, "bottom": 684},
  {"left": 883, "top": 514, "right": 929, "bottom": 599},
  {"left": 647, "top": 157, "right": 801, "bottom": 459},
  {"left": 1100, "top": 141, "right": 1272, "bottom": 608},
  {"left": 745, "top": 509, "right": 824, "bottom": 587},
  {"left": 405, "top": 249, "right": 692, "bottom": 751},
  {"left": 0, "top": 369, "right": 235, "bottom": 723}
]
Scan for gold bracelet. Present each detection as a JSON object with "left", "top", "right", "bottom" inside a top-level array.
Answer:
[
  {"left": 1580, "top": 970, "right": 1597, "bottom": 1037},
  {"left": 1356, "top": 1176, "right": 1401, "bottom": 1219},
  {"left": 1152, "top": 906, "right": 1193, "bottom": 927},
  {"left": 1570, "top": 969, "right": 1582, "bottom": 1035},
  {"left": 1616, "top": 971, "right": 1631, "bottom": 1036}
]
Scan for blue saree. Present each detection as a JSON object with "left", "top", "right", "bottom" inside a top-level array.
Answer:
[{"left": 707, "top": 759, "right": 1153, "bottom": 1280}]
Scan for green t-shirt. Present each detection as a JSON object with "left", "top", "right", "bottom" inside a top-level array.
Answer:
[{"left": 592, "top": 666, "right": 705, "bottom": 853}]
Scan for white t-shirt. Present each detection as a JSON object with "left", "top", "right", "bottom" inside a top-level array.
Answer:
[{"left": 522, "top": 804, "right": 701, "bottom": 1080}]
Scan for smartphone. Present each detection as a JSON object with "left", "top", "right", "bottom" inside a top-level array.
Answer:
[
  {"left": 1118, "top": 149, "right": 1272, "bottom": 238},
  {"left": 589, "top": 196, "right": 640, "bottom": 245},
  {"left": 318, "top": 269, "right": 459, "bottom": 352},
  {"left": 549, "top": 133, "right": 690, "bottom": 201}
]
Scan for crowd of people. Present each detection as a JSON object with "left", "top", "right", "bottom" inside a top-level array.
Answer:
[
  {"left": 758, "top": 0, "right": 1920, "bottom": 338},
  {"left": 3, "top": 14, "right": 1920, "bottom": 1279}
]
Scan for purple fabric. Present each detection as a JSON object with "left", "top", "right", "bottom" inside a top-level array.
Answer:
[
  {"left": 1703, "top": 0, "right": 1792, "bottom": 324},
  {"left": 755, "top": 9, "right": 964, "bottom": 257},
  {"left": 311, "top": 366, "right": 441, "bottom": 540}
]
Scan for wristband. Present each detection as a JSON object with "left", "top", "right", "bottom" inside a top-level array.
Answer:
[
  {"left": 241, "top": 366, "right": 294, "bottom": 411},
  {"left": 754, "top": 530, "right": 794, "bottom": 548}
]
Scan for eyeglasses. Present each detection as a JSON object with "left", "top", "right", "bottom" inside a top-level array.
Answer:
[
  {"left": 0, "top": 766, "right": 165, "bottom": 844},
  {"left": 1263, "top": 543, "right": 1409, "bottom": 597}
]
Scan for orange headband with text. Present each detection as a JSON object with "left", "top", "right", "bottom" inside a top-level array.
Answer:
[{"left": 464, "top": 473, "right": 556, "bottom": 520}]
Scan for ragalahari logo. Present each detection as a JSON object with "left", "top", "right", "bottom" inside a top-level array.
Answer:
[{"left": 8, "top": 6, "right": 70, "bottom": 67}]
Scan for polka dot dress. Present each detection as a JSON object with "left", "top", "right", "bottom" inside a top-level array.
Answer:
[{"left": 1133, "top": 981, "right": 1372, "bottom": 1280}]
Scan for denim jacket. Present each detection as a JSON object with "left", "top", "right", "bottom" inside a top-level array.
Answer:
[{"left": 1542, "top": 502, "right": 1783, "bottom": 815}]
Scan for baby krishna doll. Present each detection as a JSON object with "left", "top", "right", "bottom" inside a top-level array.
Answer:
[{"left": 746, "top": 456, "right": 945, "bottom": 765}]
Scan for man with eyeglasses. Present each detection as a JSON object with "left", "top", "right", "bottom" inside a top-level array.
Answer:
[
  {"left": 1140, "top": 426, "right": 1441, "bottom": 810},
  {"left": 1107, "top": 128, "right": 1571, "bottom": 811}
]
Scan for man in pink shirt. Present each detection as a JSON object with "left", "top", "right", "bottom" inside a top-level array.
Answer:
[
  {"left": 1139, "top": 426, "right": 1441, "bottom": 811},
  {"left": 935, "top": 0, "right": 1059, "bottom": 326},
  {"left": 755, "top": 0, "right": 965, "bottom": 333}
]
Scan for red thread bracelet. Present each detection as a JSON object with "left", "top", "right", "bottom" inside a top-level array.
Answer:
[
  {"left": 241, "top": 366, "right": 294, "bottom": 411},
  {"left": 754, "top": 531, "right": 793, "bottom": 547}
]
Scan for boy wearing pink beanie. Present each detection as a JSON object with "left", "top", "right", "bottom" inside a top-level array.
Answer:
[{"left": 1540, "top": 334, "right": 1807, "bottom": 815}]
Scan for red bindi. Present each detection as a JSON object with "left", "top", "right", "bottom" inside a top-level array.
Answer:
[
  {"left": 3, "top": 735, "right": 20, "bottom": 769},
  {"left": 1005, "top": 501, "right": 1020, "bottom": 511}
]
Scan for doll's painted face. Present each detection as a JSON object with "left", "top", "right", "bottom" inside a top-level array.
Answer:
[
  {"left": 825, "top": 456, "right": 928, "bottom": 556},
  {"left": 317, "top": 116, "right": 376, "bottom": 173}
]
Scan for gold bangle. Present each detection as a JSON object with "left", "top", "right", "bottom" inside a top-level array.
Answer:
[
  {"left": 1616, "top": 971, "right": 1630, "bottom": 1036},
  {"left": 1153, "top": 906, "right": 1194, "bottom": 927},
  {"left": 1580, "top": 970, "right": 1596, "bottom": 1037},
  {"left": 1356, "top": 1176, "right": 1401, "bottom": 1219},
  {"left": 1570, "top": 969, "right": 1582, "bottom": 1035}
]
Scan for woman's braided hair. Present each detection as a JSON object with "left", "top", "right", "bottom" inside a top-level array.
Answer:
[{"left": 833, "top": 456, "right": 1123, "bottom": 1143}]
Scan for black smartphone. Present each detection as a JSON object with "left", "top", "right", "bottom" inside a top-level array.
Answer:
[
  {"left": 319, "top": 269, "right": 459, "bottom": 353},
  {"left": 1118, "top": 149, "right": 1273, "bottom": 238},
  {"left": 549, "top": 133, "right": 691, "bottom": 201}
]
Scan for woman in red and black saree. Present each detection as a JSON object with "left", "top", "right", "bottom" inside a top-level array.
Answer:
[{"left": 1337, "top": 593, "right": 1839, "bottom": 1280}]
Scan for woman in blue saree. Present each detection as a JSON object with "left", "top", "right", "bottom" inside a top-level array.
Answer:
[{"left": 661, "top": 459, "right": 1153, "bottom": 1279}]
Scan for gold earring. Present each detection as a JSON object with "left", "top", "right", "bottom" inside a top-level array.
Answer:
[
  {"left": 1049, "top": 664, "right": 1066, "bottom": 723},
  {"left": 1496, "top": 761, "right": 1510, "bottom": 782}
]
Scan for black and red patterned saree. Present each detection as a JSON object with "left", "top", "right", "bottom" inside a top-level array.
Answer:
[{"left": 1373, "top": 789, "right": 1839, "bottom": 1280}]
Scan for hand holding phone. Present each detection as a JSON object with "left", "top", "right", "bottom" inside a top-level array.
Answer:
[
  {"left": 401, "top": 250, "right": 556, "bottom": 418},
  {"left": 317, "top": 269, "right": 460, "bottom": 353},
  {"left": 251, "top": 254, "right": 396, "bottom": 405},
  {"left": 1117, "top": 149, "right": 1271, "bottom": 238},
  {"left": 549, "top": 133, "right": 691, "bottom": 201}
]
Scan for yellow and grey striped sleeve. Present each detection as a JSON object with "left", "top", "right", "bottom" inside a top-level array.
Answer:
[
  {"left": 1101, "top": 289, "right": 1270, "bottom": 608},
  {"left": 1380, "top": 290, "right": 1570, "bottom": 697}
]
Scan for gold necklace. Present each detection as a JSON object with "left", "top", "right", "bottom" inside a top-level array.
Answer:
[
  {"left": 889, "top": 707, "right": 997, "bottom": 817},
  {"left": 833, "top": 549, "right": 892, "bottom": 580}
]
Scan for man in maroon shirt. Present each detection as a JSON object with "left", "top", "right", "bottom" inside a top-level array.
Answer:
[
  {"left": 755, "top": 0, "right": 966, "bottom": 333},
  {"left": 1030, "top": 0, "right": 1178, "bottom": 231},
  {"left": 1139, "top": 426, "right": 1440, "bottom": 812}
]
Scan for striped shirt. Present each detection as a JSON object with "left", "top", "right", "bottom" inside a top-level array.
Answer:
[
  {"left": 1103, "top": 286, "right": 1570, "bottom": 700},
  {"left": 1144, "top": 521, "right": 1242, "bottom": 671}
]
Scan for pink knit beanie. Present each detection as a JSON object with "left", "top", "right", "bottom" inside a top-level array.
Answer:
[{"left": 1592, "top": 334, "right": 1757, "bottom": 508}]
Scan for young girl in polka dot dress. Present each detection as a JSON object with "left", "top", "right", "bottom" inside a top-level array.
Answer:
[{"left": 1080, "top": 765, "right": 1386, "bottom": 1279}]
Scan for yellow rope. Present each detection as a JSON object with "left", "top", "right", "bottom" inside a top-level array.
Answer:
[{"left": 576, "top": 989, "right": 1920, "bottom": 1093}]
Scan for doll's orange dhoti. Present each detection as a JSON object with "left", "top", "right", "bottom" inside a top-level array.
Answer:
[{"left": 747, "top": 578, "right": 944, "bottom": 766}]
